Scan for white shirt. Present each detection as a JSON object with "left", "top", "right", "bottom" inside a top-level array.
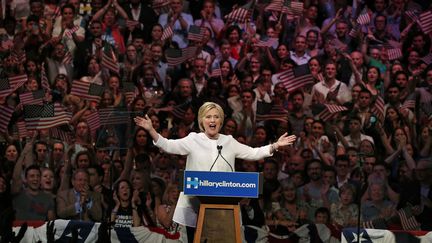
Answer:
[
  {"left": 312, "top": 79, "right": 352, "bottom": 104},
  {"left": 155, "top": 132, "right": 272, "bottom": 227},
  {"left": 289, "top": 51, "right": 311, "bottom": 65}
]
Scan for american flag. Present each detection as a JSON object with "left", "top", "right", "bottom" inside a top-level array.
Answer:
[
  {"left": 24, "top": 103, "right": 71, "bottom": 130},
  {"left": 419, "top": 10, "right": 432, "bottom": 34},
  {"left": 40, "top": 63, "right": 51, "bottom": 92},
  {"left": 10, "top": 51, "right": 26, "bottom": 64},
  {"left": 19, "top": 90, "right": 45, "bottom": 105},
  {"left": 53, "top": 6, "right": 61, "bottom": 18},
  {"left": 224, "top": 0, "right": 254, "bottom": 23},
  {"left": 209, "top": 67, "right": 222, "bottom": 78},
  {"left": 349, "top": 23, "right": 360, "bottom": 38},
  {"left": 101, "top": 44, "right": 120, "bottom": 74},
  {"left": 0, "top": 76, "right": 12, "bottom": 98},
  {"left": 0, "top": 105, "right": 14, "bottom": 133},
  {"left": 17, "top": 121, "right": 29, "bottom": 139},
  {"left": 161, "top": 25, "right": 174, "bottom": 41},
  {"left": 265, "top": 0, "right": 284, "bottom": 12},
  {"left": 371, "top": 96, "right": 385, "bottom": 122},
  {"left": 188, "top": 25, "right": 206, "bottom": 42},
  {"left": 383, "top": 40, "right": 402, "bottom": 60},
  {"left": 122, "top": 82, "right": 139, "bottom": 102},
  {"left": 99, "top": 107, "right": 130, "bottom": 126},
  {"left": 317, "top": 104, "right": 348, "bottom": 122},
  {"left": 50, "top": 127, "right": 72, "bottom": 143},
  {"left": 277, "top": 65, "right": 314, "bottom": 93},
  {"left": 256, "top": 103, "right": 288, "bottom": 122},
  {"left": 62, "top": 49, "right": 73, "bottom": 65},
  {"left": 165, "top": 46, "right": 198, "bottom": 66},
  {"left": 64, "top": 25, "right": 79, "bottom": 38},
  {"left": 86, "top": 111, "right": 101, "bottom": 133},
  {"left": 152, "top": 0, "right": 171, "bottom": 15},
  {"left": 421, "top": 53, "right": 432, "bottom": 65},
  {"left": 282, "top": 0, "right": 304, "bottom": 16},
  {"left": 254, "top": 38, "right": 278, "bottom": 47},
  {"left": 357, "top": 7, "right": 370, "bottom": 25},
  {"left": 405, "top": 10, "right": 419, "bottom": 23},
  {"left": 397, "top": 206, "right": 421, "bottom": 231},
  {"left": 70, "top": 80, "right": 105, "bottom": 103},
  {"left": 387, "top": 48, "right": 403, "bottom": 61},
  {"left": 0, "top": 74, "right": 28, "bottom": 98}
]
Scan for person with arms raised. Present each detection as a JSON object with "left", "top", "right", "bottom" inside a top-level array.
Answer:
[{"left": 134, "top": 102, "right": 296, "bottom": 240}]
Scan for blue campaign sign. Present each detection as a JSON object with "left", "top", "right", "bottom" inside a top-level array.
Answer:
[{"left": 183, "top": 171, "right": 260, "bottom": 198}]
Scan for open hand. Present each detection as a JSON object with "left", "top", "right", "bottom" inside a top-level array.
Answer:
[{"left": 134, "top": 115, "right": 153, "bottom": 131}]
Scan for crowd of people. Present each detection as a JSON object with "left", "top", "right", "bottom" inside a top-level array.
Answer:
[{"left": 0, "top": 0, "right": 431, "bottom": 242}]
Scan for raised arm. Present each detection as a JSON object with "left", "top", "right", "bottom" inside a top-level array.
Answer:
[
  {"left": 134, "top": 115, "right": 160, "bottom": 143},
  {"left": 92, "top": 0, "right": 113, "bottom": 22}
]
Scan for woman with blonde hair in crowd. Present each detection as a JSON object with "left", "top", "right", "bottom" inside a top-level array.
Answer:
[{"left": 156, "top": 183, "right": 180, "bottom": 233}]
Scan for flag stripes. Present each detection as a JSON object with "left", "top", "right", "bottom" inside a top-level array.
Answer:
[
  {"left": 0, "top": 105, "right": 14, "bottom": 133},
  {"left": 86, "top": 111, "right": 101, "bottom": 133},
  {"left": 224, "top": 1, "right": 254, "bottom": 23},
  {"left": 70, "top": 80, "right": 105, "bottom": 103},
  {"left": 101, "top": 45, "right": 120, "bottom": 74},
  {"left": 357, "top": 7, "right": 370, "bottom": 25},
  {"left": 277, "top": 69, "right": 314, "bottom": 93},
  {"left": 0, "top": 74, "right": 28, "bottom": 98},
  {"left": 99, "top": 108, "right": 130, "bottom": 125},
  {"left": 188, "top": 25, "right": 206, "bottom": 42},
  {"left": 165, "top": 46, "right": 198, "bottom": 66},
  {"left": 19, "top": 90, "right": 45, "bottom": 105},
  {"left": 152, "top": 0, "right": 171, "bottom": 15},
  {"left": 256, "top": 104, "right": 288, "bottom": 122},
  {"left": 24, "top": 103, "right": 71, "bottom": 130},
  {"left": 419, "top": 10, "right": 432, "bottom": 34},
  {"left": 161, "top": 25, "right": 174, "bottom": 41},
  {"left": 371, "top": 96, "right": 385, "bottom": 122},
  {"left": 318, "top": 104, "right": 348, "bottom": 122},
  {"left": 255, "top": 38, "right": 278, "bottom": 47},
  {"left": 421, "top": 53, "right": 432, "bottom": 65}
]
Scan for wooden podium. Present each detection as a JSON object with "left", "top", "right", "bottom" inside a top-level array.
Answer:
[{"left": 181, "top": 171, "right": 262, "bottom": 243}]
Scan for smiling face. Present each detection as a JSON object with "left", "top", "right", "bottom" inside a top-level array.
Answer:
[
  {"left": 202, "top": 108, "right": 222, "bottom": 139},
  {"left": 117, "top": 181, "right": 131, "bottom": 201},
  {"left": 41, "top": 169, "right": 54, "bottom": 191},
  {"left": 282, "top": 186, "right": 296, "bottom": 202},
  {"left": 26, "top": 168, "right": 41, "bottom": 191},
  {"left": 367, "top": 67, "right": 379, "bottom": 83}
]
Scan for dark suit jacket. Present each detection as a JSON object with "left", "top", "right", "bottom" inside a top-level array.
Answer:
[
  {"left": 56, "top": 189, "right": 103, "bottom": 222},
  {"left": 122, "top": 3, "right": 157, "bottom": 43}
]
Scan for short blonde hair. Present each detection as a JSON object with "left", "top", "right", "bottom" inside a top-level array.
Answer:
[{"left": 197, "top": 102, "right": 224, "bottom": 132}]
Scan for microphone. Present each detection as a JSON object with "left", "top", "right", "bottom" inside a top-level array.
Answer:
[
  {"left": 209, "top": 145, "right": 233, "bottom": 172},
  {"left": 209, "top": 145, "right": 222, "bottom": 171}
]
